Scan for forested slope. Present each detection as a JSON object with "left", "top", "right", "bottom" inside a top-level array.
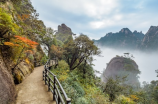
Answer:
[{"left": 0, "top": 0, "right": 46, "bottom": 103}]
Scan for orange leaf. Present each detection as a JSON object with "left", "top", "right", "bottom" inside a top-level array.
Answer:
[{"left": 4, "top": 42, "right": 15, "bottom": 47}]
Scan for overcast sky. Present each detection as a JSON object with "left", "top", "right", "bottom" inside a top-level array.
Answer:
[{"left": 31, "top": 0, "right": 158, "bottom": 39}]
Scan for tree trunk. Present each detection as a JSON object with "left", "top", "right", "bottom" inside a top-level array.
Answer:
[
  {"left": 83, "top": 59, "right": 87, "bottom": 78},
  {"left": 70, "top": 57, "right": 84, "bottom": 70},
  {"left": 48, "top": 46, "right": 51, "bottom": 57}
]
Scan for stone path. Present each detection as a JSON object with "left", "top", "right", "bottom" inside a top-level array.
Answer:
[{"left": 15, "top": 66, "right": 56, "bottom": 104}]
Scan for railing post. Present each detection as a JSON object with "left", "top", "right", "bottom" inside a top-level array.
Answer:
[
  {"left": 45, "top": 66, "right": 47, "bottom": 85},
  {"left": 58, "top": 94, "right": 61, "bottom": 104},
  {"left": 43, "top": 71, "right": 44, "bottom": 80},
  {"left": 48, "top": 77, "right": 50, "bottom": 91},
  {"left": 53, "top": 75, "right": 56, "bottom": 101},
  {"left": 66, "top": 98, "right": 71, "bottom": 104}
]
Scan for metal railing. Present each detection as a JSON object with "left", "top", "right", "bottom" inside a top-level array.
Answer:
[{"left": 43, "top": 59, "right": 71, "bottom": 104}]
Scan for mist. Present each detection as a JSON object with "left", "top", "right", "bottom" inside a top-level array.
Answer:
[{"left": 93, "top": 47, "right": 158, "bottom": 84}]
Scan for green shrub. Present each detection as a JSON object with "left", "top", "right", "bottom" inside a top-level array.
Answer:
[
  {"left": 57, "top": 39, "right": 64, "bottom": 47},
  {"left": 57, "top": 60, "right": 69, "bottom": 71},
  {"left": 40, "top": 55, "right": 48, "bottom": 65},
  {"left": 61, "top": 82, "right": 79, "bottom": 103},
  {"left": 60, "top": 76, "right": 84, "bottom": 102},
  {"left": 115, "top": 95, "right": 135, "bottom": 104},
  {"left": 28, "top": 54, "right": 34, "bottom": 62},
  {"left": 0, "top": 8, "right": 19, "bottom": 36},
  {"left": 76, "top": 97, "right": 88, "bottom": 104},
  {"left": 51, "top": 60, "right": 109, "bottom": 104},
  {"left": 71, "top": 82, "right": 85, "bottom": 97}
]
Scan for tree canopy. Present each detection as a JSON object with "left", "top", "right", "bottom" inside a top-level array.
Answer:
[{"left": 63, "top": 34, "right": 101, "bottom": 70}]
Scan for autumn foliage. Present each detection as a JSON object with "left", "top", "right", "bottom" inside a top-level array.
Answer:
[
  {"left": 4, "top": 35, "right": 38, "bottom": 49},
  {"left": 50, "top": 44, "right": 63, "bottom": 59},
  {"left": 4, "top": 35, "right": 38, "bottom": 69},
  {"left": 130, "top": 95, "right": 139, "bottom": 102},
  {"left": 17, "top": 14, "right": 30, "bottom": 21}
]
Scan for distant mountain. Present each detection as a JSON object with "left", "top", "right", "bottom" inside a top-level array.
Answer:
[
  {"left": 93, "top": 28, "right": 144, "bottom": 49},
  {"left": 55, "top": 24, "right": 158, "bottom": 51},
  {"left": 141, "top": 26, "right": 158, "bottom": 50}
]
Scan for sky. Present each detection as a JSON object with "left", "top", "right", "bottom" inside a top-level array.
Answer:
[
  {"left": 30, "top": 0, "right": 158, "bottom": 83},
  {"left": 31, "top": 0, "right": 158, "bottom": 39}
]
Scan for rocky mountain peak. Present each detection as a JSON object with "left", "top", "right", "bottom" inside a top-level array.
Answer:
[
  {"left": 133, "top": 30, "right": 144, "bottom": 40},
  {"left": 133, "top": 30, "right": 143, "bottom": 34},
  {"left": 140, "top": 31, "right": 143, "bottom": 34},
  {"left": 133, "top": 30, "right": 138, "bottom": 33},
  {"left": 56, "top": 23, "right": 73, "bottom": 42},
  {"left": 146, "top": 26, "right": 158, "bottom": 36},
  {"left": 141, "top": 26, "right": 158, "bottom": 50},
  {"left": 106, "top": 32, "right": 113, "bottom": 37},
  {"left": 119, "top": 28, "right": 132, "bottom": 34},
  {"left": 57, "top": 23, "right": 72, "bottom": 35}
]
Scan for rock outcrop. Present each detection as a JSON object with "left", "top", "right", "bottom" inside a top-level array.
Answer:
[
  {"left": 14, "top": 61, "right": 34, "bottom": 84},
  {"left": 56, "top": 23, "right": 73, "bottom": 42},
  {"left": 94, "top": 28, "right": 144, "bottom": 49},
  {"left": 133, "top": 30, "right": 144, "bottom": 40},
  {"left": 141, "top": 26, "right": 158, "bottom": 50},
  {"left": 0, "top": 52, "right": 16, "bottom": 104},
  {"left": 57, "top": 24, "right": 72, "bottom": 35},
  {"left": 101, "top": 56, "right": 140, "bottom": 87}
]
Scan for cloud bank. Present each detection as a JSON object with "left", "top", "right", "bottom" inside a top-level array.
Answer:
[{"left": 93, "top": 48, "right": 158, "bottom": 83}]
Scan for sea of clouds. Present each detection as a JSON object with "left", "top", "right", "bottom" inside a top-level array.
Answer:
[{"left": 93, "top": 47, "right": 158, "bottom": 84}]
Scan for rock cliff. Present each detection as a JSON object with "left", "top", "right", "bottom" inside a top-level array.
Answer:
[
  {"left": 141, "top": 26, "right": 158, "bottom": 50},
  {"left": 57, "top": 24, "right": 72, "bottom": 35},
  {"left": 0, "top": 52, "right": 16, "bottom": 104},
  {"left": 101, "top": 56, "right": 140, "bottom": 87},
  {"left": 56, "top": 23, "right": 73, "bottom": 42}
]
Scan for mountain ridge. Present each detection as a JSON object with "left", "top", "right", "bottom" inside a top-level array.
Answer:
[
  {"left": 93, "top": 26, "right": 158, "bottom": 51},
  {"left": 93, "top": 28, "right": 144, "bottom": 49}
]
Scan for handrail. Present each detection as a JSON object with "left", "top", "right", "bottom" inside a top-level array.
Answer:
[{"left": 43, "top": 58, "right": 71, "bottom": 104}]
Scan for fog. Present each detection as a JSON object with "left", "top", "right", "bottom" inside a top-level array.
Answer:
[{"left": 93, "top": 47, "right": 158, "bottom": 84}]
